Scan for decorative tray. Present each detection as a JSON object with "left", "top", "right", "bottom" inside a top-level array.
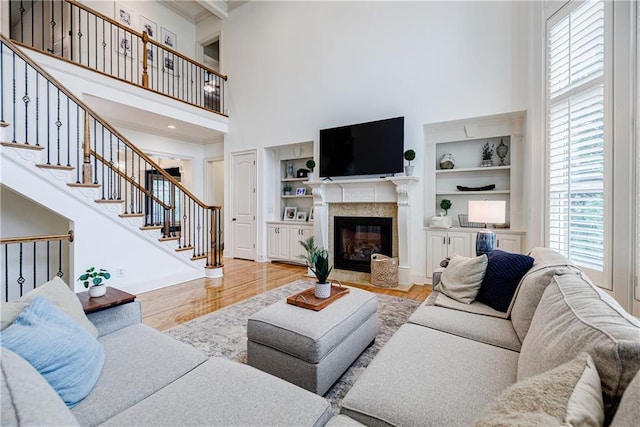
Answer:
[
  {"left": 286, "top": 284, "right": 350, "bottom": 311},
  {"left": 456, "top": 184, "right": 496, "bottom": 192}
]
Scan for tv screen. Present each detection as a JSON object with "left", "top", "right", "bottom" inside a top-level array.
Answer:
[{"left": 319, "top": 117, "right": 404, "bottom": 178}]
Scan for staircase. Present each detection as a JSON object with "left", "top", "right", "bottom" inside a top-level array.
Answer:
[{"left": 0, "top": 35, "right": 223, "bottom": 292}]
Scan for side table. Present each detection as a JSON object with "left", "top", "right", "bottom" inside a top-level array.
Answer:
[{"left": 77, "top": 286, "right": 136, "bottom": 314}]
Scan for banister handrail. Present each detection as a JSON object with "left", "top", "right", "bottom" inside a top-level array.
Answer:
[
  {"left": 65, "top": 0, "right": 227, "bottom": 81},
  {"left": 1, "top": 34, "right": 219, "bottom": 211},
  {"left": 8, "top": 0, "right": 227, "bottom": 115},
  {"left": 0, "top": 231, "right": 74, "bottom": 245}
]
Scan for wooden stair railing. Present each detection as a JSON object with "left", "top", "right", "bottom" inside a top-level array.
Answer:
[
  {"left": 0, "top": 34, "right": 223, "bottom": 270},
  {"left": 0, "top": 231, "right": 74, "bottom": 302},
  {"left": 7, "top": 0, "right": 227, "bottom": 116}
]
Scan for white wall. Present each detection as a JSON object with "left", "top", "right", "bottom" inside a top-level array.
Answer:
[{"left": 199, "top": 1, "right": 530, "bottom": 278}]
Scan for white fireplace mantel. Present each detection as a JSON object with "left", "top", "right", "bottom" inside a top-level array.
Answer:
[{"left": 306, "top": 176, "right": 419, "bottom": 285}]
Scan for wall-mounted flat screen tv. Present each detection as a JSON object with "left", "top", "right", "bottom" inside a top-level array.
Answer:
[{"left": 319, "top": 116, "right": 404, "bottom": 178}]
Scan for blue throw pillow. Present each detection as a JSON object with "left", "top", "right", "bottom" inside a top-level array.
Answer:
[
  {"left": 476, "top": 250, "right": 534, "bottom": 312},
  {"left": 0, "top": 296, "right": 105, "bottom": 408}
]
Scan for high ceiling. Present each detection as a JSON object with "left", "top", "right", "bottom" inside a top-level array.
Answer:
[{"left": 160, "top": 0, "right": 247, "bottom": 23}]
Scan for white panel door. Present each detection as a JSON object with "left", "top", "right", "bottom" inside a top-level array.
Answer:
[
  {"left": 289, "top": 225, "right": 312, "bottom": 260},
  {"left": 231, "top": 151, "right": 256, "bottom": 260},
  {"left": 448, "top": 231, "right": 472, "bottom": 257},
  {"left": 496, "top": 233, "right": 522, "bottom": 253},
  {"left": 267, "top": 224, "right": 289, "bottom": 259}
]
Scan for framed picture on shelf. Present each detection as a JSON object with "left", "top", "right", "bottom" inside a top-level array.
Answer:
[
  {"left": 161, "top": 27, "right": 177, "bottom": 50},
  {"left": 283, "top": 206, "right": 297, "bottom": 221},
  {"left": 163, "top": 53, "right": 175, "bottom": 73},
  {"left": 115, "top": 3, "right": 136, "bottom": 27},
  {"left": 309, "top": 207, "right": 314, "bottom": 222},
  {"left": 295, "top": 187, "right": 306, "bottom": 196},
  {"left": 296, "top": 212, "right": 308, "bottom": 222}
]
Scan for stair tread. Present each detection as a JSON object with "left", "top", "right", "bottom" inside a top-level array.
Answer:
[
  {"left": 119, "top": 213, "right": 144, "bottom": 218},
  {"left": 159, "top": 236, "right": 180, "bottom": 242},
  {"left": 140, "top": 225, "right": 163, "bottom": 230},
  {"left": 175, "top": 246, "right": 194, "bottom": 252},
  {"left": 68, "top": 182, "right": 101, "bottom": 188},
  {"left": 191, "top": 254, "right": 207, "bottom": 261},
  {"left": 95, "top": 199, "right": 124, "bottom": 204},
  {"left": 1, "top": 142, "right": 45, "bottom": 151},
  {"left": 36, "top": 163, "right": 74, "bottom": 171}
]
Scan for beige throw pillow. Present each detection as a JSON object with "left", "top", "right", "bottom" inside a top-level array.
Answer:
[
  {"left": 438, "top": 254, "right": 488, "bottom": 304},
  {"left": 474, "top": 352, "right": 604, "bottom": 427},
  {"left": 0, "top": 276, "right": 98, "bottom": 338}
]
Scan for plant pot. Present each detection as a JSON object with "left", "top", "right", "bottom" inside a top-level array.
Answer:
[
  {"left": 307, "top": 172, "right": 315, "bottom": 181},
  {"left": 404, "top": 165, "right": 414, "bottom": 176},
  {"left": 89, "top": 284, "right": 107, "bottom": 298},
  {"left": 284, "top": 191, "right": 291, "bottom": 196},
  {"left": 315, "top": 282, "right": 331, "bottom": 299},
  {"left": 481, "top": 159, "right": 493, "bottom": 167}
]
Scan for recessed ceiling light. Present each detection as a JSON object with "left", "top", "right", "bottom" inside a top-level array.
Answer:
[{"left": 167, "top": 125, "right": 176, "bottom": 129}]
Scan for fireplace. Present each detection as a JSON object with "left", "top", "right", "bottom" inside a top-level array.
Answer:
[{"left": 334, "top": 216, "right": 392, "bottom": 273}]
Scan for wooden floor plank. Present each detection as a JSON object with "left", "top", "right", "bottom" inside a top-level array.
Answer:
[{"left": 137, "top": 258, "right": 431, "bottom": 331}]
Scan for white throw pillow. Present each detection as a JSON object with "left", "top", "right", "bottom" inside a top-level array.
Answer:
[
  {"left": 438, "top": 254, "right": 488, "bottom": 304},
  {"left": 0, "top": 276, "right": 98, "bottom": 338},
  {"left": 474, "top": 352, "right": 604, "bottom": 427}
]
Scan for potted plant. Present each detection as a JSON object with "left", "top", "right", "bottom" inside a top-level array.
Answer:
[
  {"left": 481, "top": 142, "right": 494, "bottom": 167},
  {"left": 78, "top": 267, "right": 111, "bottom": 298},
  {"left": 440, "top": 199, "right": 452, "bottom": 216},
  {"left": 403, "top": 149, "right": 416, "bottom": 176},
  {"left": 298, "top": 236, "right": 333, "bottom": 298},
  {"left": 306, "top": 159, "right": 316, "bottom": 181},
  {"left": 283, "top": 183, "right": 293, "bottom": 196}
]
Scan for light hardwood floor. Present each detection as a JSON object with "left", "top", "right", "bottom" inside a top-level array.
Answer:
[{"left": 137, "top": 258, "right": 431, "bottom": 331}]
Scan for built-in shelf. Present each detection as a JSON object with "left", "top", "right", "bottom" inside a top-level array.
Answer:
[
  {"left": 435, "top": 165, "right": 511, "bottom": 174},
  {"left": 282, "top": 195, "right": 313, "bottom": 198},
  {"left": 281, "top": 177, "right": 308, "bottom": 182},
  {"left": 436, "top": 190, "right": 511, "bottom": 196}
]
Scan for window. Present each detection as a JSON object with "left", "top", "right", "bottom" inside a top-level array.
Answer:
[{"left": 545, "top": 0, "right": 610, "bottom": 286}]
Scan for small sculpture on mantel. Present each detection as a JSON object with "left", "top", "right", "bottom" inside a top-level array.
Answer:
[{"left": 496, "top": 138, "right": 509, "bottom": 166}]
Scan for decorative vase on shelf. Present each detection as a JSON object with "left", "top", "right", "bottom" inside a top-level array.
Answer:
[
  {"left": 307, "top": 172, "right": 315, "bottom": 181},
  {"left": 439, "top": 153, "right": 455, "bottom": 169},
  {"left": 404, "top": 165, "right": 414, "bottom": 176},
  {"left": 286, "top": 162, "right": 294, "bottom": 178},
  {"left": 89, "top": 285, "right": 107, "bottom": 298},
  {"left": 496, "top": 138, "right": 509, "bottom": 166},
  {"left": 315, "top": 282, "right": 331, "bottom": 299}
]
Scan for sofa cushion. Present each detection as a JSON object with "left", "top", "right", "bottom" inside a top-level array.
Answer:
[
  {"left": 434, "top": 292, "right": 509, "bottom": 319},
  {"left": 611, "top": 369, "right": 640, "bottom": 427},
  {"left": 474, "top": 352, "right": 604, "bottom": 426},
  {"left": 71, "top": 323, "right": 207, "bottom": 426},
  {"left": 102, "top": 357, "right": 334, "bottom": 427},
  {"left": 1, "top": 348, "right": 80, "bottom": 426},
  {"left": 409, "top": 303, "right": 521, "bottom": 351},
  {"left": 518, "top": 273, "right": 640, "bottom": 423},
  {"left": 439, "top": 254, "right": 488, "bottom": 304},
  {"left": 510, "top": 251, "right": 580, "bottom": 342},
  {"left": 341, "top": 324, "right": 519, "bottom": 427},
  {"left": 1, "top": 276, "right": 98, "bottom": 338},
  {"left": 1, "top": 296, "right": 105, "bottom": 408},
  {"left": 476, "top": 250, "right": 534, "bottom": 312}
]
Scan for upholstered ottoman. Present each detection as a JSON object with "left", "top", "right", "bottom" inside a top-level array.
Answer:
[{"left": 247, "top": 286, "right": 378, "bottom": 395}]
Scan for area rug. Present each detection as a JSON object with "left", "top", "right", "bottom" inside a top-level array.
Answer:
[{"left": 165, "top": 279, "right": 422, "bottom": 413}]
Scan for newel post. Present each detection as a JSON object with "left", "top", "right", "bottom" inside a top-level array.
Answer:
[
  {"left": 142, "top": 31, "right": 149, "bottom": 88},
  {"left": 82, "top": 111, "right": 92, "bottom": 184}
]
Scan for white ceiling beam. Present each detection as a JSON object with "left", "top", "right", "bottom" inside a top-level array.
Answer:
[{"left": 196, "top": 0, "right": 228, "bottom": 19}]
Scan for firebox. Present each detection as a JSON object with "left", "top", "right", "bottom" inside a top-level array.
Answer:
[{"left": 334, "top": 216, "right": 392, "bottom": 273}]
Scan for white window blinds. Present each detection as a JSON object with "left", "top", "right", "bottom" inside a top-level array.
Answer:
[{"left": 546, "top": 0, "right": 608, "bottom": 283}]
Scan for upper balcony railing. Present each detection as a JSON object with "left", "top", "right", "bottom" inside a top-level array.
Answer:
[{"left": 8, "top": 0, "right": 227, "bottom": 116}]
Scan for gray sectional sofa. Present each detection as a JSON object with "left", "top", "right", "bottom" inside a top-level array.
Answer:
[
  {"left": 2, "top": 300, "right": 334, "bottom": 426},
  {"left": 3, "top": 247, "right": 639, "bottom": 426},
  {"left": 340, "top": 247, "right": 640, "bottom": 426}
]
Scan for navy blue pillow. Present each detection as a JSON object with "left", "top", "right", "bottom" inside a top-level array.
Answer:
[{"left": 476, "top": 250, "right": 534, "bottom": 312}]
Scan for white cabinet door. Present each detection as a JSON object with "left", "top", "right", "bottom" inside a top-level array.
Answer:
[
  {"left": 289, "top": 225, "right": 312, "bottom": 260},
  {"left": 267, "top": 224, "right": 289, "bottom": 259},
  {"left": 496, "top": 233, "right": 522, "bottom": 253},
  {"left": 447, "top": 231, "right": 472, "bottom": 257},
  {"left": 426, "top": 230, "right": 448, "bottom": 277}
]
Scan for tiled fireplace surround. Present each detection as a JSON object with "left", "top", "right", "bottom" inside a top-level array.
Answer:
[{"left": 307, "top": 176, "right": 419, "bottom": 286}]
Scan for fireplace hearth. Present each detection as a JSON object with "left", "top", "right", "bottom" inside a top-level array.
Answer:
[{"left": 334, "top": 216, "right": 392, "bottom": 273}]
